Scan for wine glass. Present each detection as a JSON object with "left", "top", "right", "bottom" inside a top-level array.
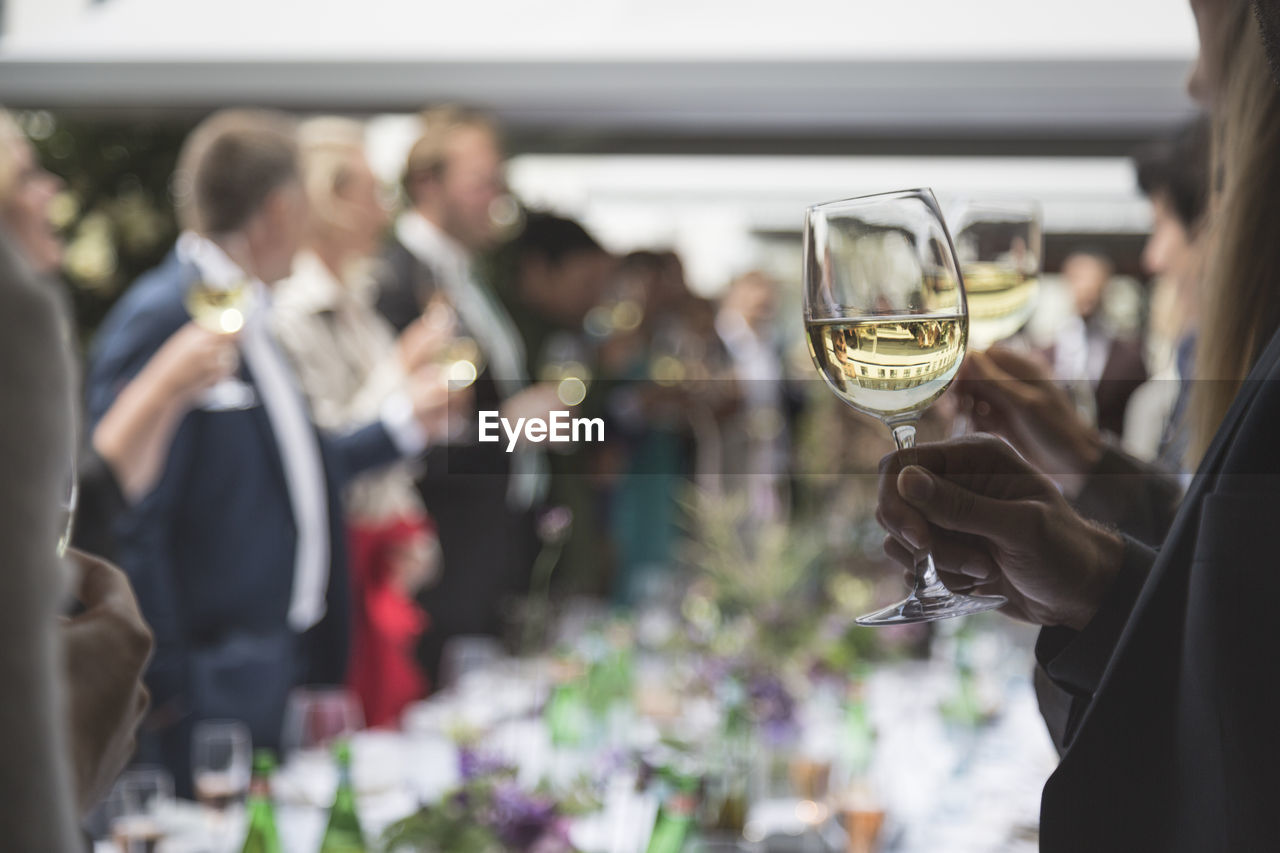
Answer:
[
  {"left": 803, "top": 188, "right": 1006, "bottom": 625},
  {"left": 948, "top": 199, "right": 1042, "bottom": 351},
  {"left": 281, "top": 686, "right": 364, "bottom": 759},
  {"left": 183, "top": 245, "right": 257, "bottom": 411},
  {"left": 191, "top": 719, "right": 252, "bottom": 814},
  {"left": 104, "top": 766, "right": 174, "bottom": 853}
]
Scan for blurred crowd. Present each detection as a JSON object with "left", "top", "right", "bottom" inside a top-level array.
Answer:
[{"left": 0, "top": 26, "right": 1227, "bottom": 842}]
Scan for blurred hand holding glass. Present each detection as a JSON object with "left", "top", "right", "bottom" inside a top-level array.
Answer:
[{"left": 802, "top": 188, "right": 1005, "bottom": 625}]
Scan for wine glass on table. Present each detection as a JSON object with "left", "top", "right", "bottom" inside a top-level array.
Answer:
[
  {"left": 105, "top": 767, "right": 174, "bottom": 853},
  {"left": 802, "top": 188, "right": 1006, "bottom": 625},
  {"left": 280, "top": 687, "right": 364, "bottom": 807},
  {"left": 191, "top": 719, "right": 252, "bottom": 814}
]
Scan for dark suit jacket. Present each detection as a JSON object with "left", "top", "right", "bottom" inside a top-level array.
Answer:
[
  {"left": 371, "top": 237, "right": 537, "bottom": 678},
  {"left": 85, "top": 251, "right": 402, "bottom": 784},
  {"left": 1035, "top": 325, "right": 1280, "bottom": 851}
]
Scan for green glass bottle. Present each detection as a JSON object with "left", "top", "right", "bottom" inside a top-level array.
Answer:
[
  {"left": 645, "top": 770, "right": 699, "bottom": 853},
  {"left": 319, "top": 739, "right": 366, "bottom": 853},
  {"left": 241, "top": 751, "right": 283, "bottom": 853}
]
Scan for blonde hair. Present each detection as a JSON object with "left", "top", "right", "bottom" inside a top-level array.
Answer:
[
  {"left": 1186, "top": 1, "right": 1280, "bottom": 464},
  {"left": 297, "top": 116, "right": 366, "bottom": 237},
  {"left": 0, "top": 109, "right": 25, "bottom": 208},
  {"left": 401, "top": 105, "right": 497, "bottom": 201}
]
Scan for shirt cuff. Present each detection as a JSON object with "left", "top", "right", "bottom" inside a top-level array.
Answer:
[
  {"left": 1035, "top": 535, "right": 1156, "bottom": 697},
  {"left": 380, "top": 391, "right": 429, "bottom": 457}
]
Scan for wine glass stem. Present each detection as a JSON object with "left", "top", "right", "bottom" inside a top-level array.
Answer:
[{"left": 890, "top": 423, "right": 951, "bottom": 602}]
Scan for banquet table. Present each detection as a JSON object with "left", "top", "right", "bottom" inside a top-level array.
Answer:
[{"left": 95, "top": 642, "right": 1058, "bottom": 853}]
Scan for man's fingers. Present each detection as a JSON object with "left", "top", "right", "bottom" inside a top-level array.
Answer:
[
  {"left": 66, "top": 549, "right": 126, "bottom": 609},
  {"left": 985, "top": 345, "right": 1054, "bottom": 384},
  {"left": 884, "top": 535, "right": 914, "bottom": 570},
  {"left": 897, "top": 464, "right": 1029, "bottom": 543}
]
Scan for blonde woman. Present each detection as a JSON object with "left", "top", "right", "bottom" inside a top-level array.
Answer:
[{"left": 272, "top": 117, "right": 451, "bottom": 724}]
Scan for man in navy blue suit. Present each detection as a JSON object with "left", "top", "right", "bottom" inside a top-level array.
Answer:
[{"left": 85, "top": 110, "right": 448, "bottom": 792}]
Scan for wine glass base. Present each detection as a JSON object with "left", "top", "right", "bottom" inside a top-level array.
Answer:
[
  {"left": 199, "top": 380, "right": 258, "bottom": 412},
  {"left": 855, "top": 592, "right": 1006, "bottom": 626}
]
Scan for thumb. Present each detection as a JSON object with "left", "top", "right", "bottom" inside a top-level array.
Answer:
[{"left": 897, "top": 465, "right": 1022, "bottom": 543}]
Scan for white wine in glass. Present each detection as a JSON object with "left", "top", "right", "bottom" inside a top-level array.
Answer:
[
  {"left": 185, "top": 279, "right": 250, "bottom": 335},
  {"left": 949, "top": 200, "right": 1042, "bottom": 351},
  {"left": 803, "top": 188, "right": 1006, "bottom": 625},
  {"left": 184, "top": 277, "right": 256, "bottom": 410}
]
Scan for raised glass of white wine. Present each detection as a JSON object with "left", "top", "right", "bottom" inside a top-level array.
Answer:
[
  {"left": 948, "top": 199, "right": 1042, "bottom": 350},
  {"left": 803, "top": 188, "right": 1006, "bottom": 625},
  {"left": 184, "top": 276, "right": 256, "bottom": 410}
]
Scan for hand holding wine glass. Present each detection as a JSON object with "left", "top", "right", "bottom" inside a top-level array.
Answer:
[
  {"left": 803, "top": 188, "right": 1005, "bottom": 625},
  {"left": 876, "top": 434, "right": 1125, "bottom": 631}
]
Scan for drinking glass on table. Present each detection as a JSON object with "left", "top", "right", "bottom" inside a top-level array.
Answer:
[
  {"left": 104, "top": 766, "right": 173, "bottom": 853},
  {"left": 191, "top": 719, "right": 252, "bottom": 814},
  {"left": 802, "top": 188, "right": 1006, "bottom": 625},
  {"left": 281, "top": 686, "right": 364, "bottom": 759}
]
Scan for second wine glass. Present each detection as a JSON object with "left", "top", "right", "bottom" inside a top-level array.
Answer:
[{"left": 802, "top": 188, "right": 1006, "bottom": 625}]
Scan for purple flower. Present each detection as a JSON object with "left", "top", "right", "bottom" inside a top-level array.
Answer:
[
  {"left": 458, "top": 747, "right": 515, "bottom": 781},
  {"left": 489, "top": 782, "right": 561, "bottom": 850},
  {"left": 748, "top": 671, "right": 797, "bottom": 743}
]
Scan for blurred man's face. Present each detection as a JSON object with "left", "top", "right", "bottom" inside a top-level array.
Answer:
[
  {"left": 1062, "top": 254, "right": 1112, "bottom": 319},
  {"left": 254, "top": 180, "right": 310, "bottom": 284},
  {"left": 438, "top": 126, "right": 505, "bottom": 253},
  {"left": 1142, "top": 194, "right": 1197, "bottom": 287},
  {"left": 1, "top": 135, "right": 64, "bottom": 275}
]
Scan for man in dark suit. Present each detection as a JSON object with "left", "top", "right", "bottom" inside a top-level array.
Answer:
[
  {"left": 86, "top": 110, "right": 446, "bottom": 792},
  {"left": 373, "top": 107, "right": 560, "bottom": 681}
]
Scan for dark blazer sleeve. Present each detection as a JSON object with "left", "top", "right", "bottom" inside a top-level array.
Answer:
[
  {"left": 84, "top": 270, "right": 192, "bottom": 714},
  {"left": 325, "top": 421, "right": 403, "bottom": 487},
  {"left": 1033, "top": 536, "right": 1156, "bottom": 750},
  {"left": 1072, "top": 444, "right": 1183, "bottom": 548},
  {"left": 71, "top": 445, "right": 127, "bottom": 559}
]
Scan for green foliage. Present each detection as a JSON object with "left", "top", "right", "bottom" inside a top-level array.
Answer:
[{"left": 20, "top": 110, "right": 195, "bottom": 342}]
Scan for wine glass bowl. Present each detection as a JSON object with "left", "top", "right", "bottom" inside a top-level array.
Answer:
[
  {"left": 191, "top": 719, "right": 252, "bottom": 814},
  {"left": 803, "top": 188, "right": 1006, "bottom": 625},
  {"left": 948, "top": 199, "right": 1042, "bottom": 351}
]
